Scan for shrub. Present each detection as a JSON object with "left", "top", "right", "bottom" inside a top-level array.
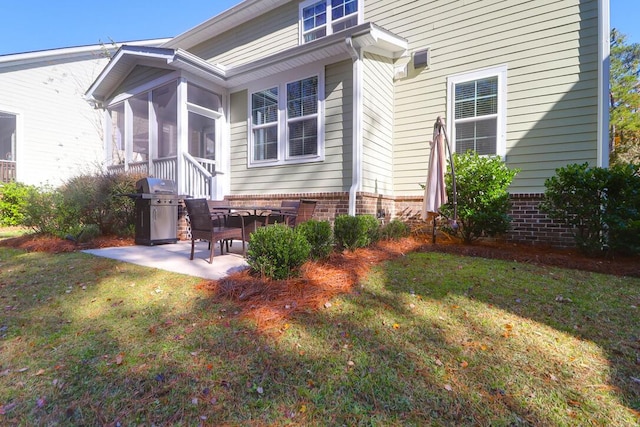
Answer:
[
  {"left": 296, "top": 219, "right": 334, "bottom": 260},
  {"left": 334, "top": 214, "right": 380, "bottom": 251},
  {"left": 60, "top": 171, "right": 140, "bottom": 236},
  {"left": 541, "top": 162, "right": 640, "bottom": 255},
  {"left": 380, "top": 219, "right": 410, "bottom": 241},
  {"left": 0, "top": 182, "right": 32, "bottom": 226},
  {"left": 20, "top": 184, "right": 65, "bottom": 235},
  {"left": 247, "top": 223, "right": 311, "bottom": 280},
  {"left": 440, "top": 151, "right": 519, "bottom": 243}
]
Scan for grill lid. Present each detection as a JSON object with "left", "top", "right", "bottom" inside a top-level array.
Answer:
[{"left": 136, "top": 178, "right": 177, "bottom": 195}]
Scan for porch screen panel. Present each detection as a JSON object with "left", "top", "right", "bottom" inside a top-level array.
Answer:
[
  {"left": 251, "top": 88, "right": 278, "bottom": 161},
  {"left": 287, "top": 76, "right": 318, "bottom": 157},
  {"left": 108, "top": 104, "right": 125, "bottom": 164},
  {"left": 188, "top": 112, "right": 216, "bottom": 161},
  {"left": 187, "top": 83, "right": 221, "bottom": 112},
  {"left": 453, "top": 77, "right": 498, "bottom": 155},
  {"left": 130, "top": 93, "right": 149, "bottom": 162},
  {"left": 153, "top": 84, "right": 177, "bottom": 158},
  {"left": 0, "top": 112, "right": 17, "bottom": 161}
]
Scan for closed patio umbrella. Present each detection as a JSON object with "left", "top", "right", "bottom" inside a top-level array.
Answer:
[{"left": 422, "top": 116, "right": 456, "bottom": 242}]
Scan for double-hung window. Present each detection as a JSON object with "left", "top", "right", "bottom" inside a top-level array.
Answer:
[
  {"left": 300, "top": 0, "right": 360, "bottom": 43},
  {"left": 250, "top": 73, "right": 323, "bottom": 165},
  {"left": 447, "top": 65, "right": 507, "bottom": 157},
  {"left": 251, "top": 88, "right": 279, "bottom": 161}
]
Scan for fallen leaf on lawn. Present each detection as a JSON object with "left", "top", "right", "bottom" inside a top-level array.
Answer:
[
  {"left": 444, "top": 384, "right": 453, "bottom": 392},
  {"left": 460, "top": 360, "right": 469, "bottom": 368},
  {"left": 393, "top": 323, "right": 400, "bottom": 329},
  {"left": 347, "top": 360, "right": 355, "bottom": 367},
  {"left": 550, "top": 374, "right": 558, "bottom": 382},
  {"left": 435, "top": 358, "right": 443, "bottom": 366},
  {"left": 36, "top": 397, "right": 46, "bottom": 408},
  {"left": 256, "top": 386, "right": 264, "bottom": 394},
  {"left": 115, "top": 353, "right": 124, "bottom": 365},
  {"left": 35, "top": 369, "right": 45, "bottom": 376}
]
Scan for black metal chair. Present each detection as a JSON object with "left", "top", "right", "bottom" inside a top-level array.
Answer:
[
  {"left": 184, "top": 198, "right": 246, "bottom": 263},
  {"left": 267, "top": 199, "right": 317, "bottom": 227}
]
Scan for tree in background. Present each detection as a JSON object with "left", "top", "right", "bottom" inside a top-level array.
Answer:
[{"left": 610, "top": 29, "right": 640, "bottom": 166}]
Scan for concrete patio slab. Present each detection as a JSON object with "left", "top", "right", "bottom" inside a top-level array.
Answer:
[{"left": 82, "top": 240, "right": 248, "bottom": 280}]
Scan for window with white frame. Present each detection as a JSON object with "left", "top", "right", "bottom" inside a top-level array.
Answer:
[
  {"left": 300, "top": 0, "right": 360, "bottom": 43},
  {"left": 447, "top": 65, "right": 507, "bottom": 157},
  {"left": 249, "top": 74, "right": 322, "bottom": 165},
  {"left": 287, "top": 76, "right": 318, "bottom": 156},
  {"left": 251, "top": 88, "right": 279, "bottom": 161}
]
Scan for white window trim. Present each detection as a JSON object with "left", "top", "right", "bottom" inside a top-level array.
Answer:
[
  {"left": 247, "top": 67, "right": 325, "bottom": 167},
  {"left": 298, "top": 0, "right": 364, "bottom": 45},
  {"left": 446, "top": 65, "right": 507, "bottom": 158}
]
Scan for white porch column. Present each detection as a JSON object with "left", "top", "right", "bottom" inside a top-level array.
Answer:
[{"left": 176, "top": 77, "right": 188, "bottom": 195}]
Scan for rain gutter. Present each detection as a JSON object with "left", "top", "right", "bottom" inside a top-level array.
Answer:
[
  {"left": 597, "top": 0, "right": 610, "bottom": 167},
  {"left": 346, "top": 36, "right": 363, "bottom": 216}
]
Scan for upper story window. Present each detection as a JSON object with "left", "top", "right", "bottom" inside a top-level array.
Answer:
[
  {"left": 249, "top": 73, "right": 324, "bottom": 166},
  {"left": 300, "top": 0, "right": 360, "bottom": 43},
  {"left": 447, "top": 65, "right": 507, "bottom": 157}
]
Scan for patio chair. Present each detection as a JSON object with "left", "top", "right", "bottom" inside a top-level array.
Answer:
[
  {"left": 184, "top": 198, "right": 246, "bottom": 263},
  {"left": 267, "top": 199, "right": 317, "bottom": 227}
]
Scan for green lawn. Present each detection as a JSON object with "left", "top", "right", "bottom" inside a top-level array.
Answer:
[{"left": 0, "top": 246, "right": 638, "bottom": 425}]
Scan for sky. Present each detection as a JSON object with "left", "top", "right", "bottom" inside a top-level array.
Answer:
[{"left": 0, "top": 0, "right": 638, "bottom": 56}]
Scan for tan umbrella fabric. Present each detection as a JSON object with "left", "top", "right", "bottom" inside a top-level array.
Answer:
[{"left": 421, "top": 118, "right": 448, "bottom": 220}]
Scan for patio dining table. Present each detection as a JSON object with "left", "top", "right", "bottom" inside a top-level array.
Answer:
[{"left": 207, "top": 205, "right": 297, "bottom": 233}]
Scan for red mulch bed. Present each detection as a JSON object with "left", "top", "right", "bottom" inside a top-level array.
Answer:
[{"left": 2, "top": 232, "right": 638, "bottom": 331}]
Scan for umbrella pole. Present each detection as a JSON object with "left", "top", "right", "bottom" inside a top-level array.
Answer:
[{"left": 436, "top": 117, "right": 458, "bottom": 225}]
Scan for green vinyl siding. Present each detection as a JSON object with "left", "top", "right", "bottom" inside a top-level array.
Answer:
[
  {"left": 190, "top": 2, "right": 299, "bottom": 68},
  {"left": 362, "top": 53, "right": 393, "bottom": 194},
  {"left": 230, "top": 60, "right": 353, "bottom": 195},
  {"left": 364, "top": 0, "right": 600, "bottom": 195}
]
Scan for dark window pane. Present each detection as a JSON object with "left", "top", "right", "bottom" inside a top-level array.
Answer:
[
  {"left": 289, "top": 119, "right": 318, "bottom": 157},
  {"left": 253, "top": 126, "right": 278, "bottom": 161}
]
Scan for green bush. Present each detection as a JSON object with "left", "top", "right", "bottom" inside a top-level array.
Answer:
[
  {"left": 60, "top": 171, "right": 140, "bottom": 236},
  {"left": 0, "top": 182, "right": 32, "bottom": 226},
  {"left": 247, "top": 223, "right": 311, "bottom": 280},
  {"left": 380, "top": 219, "right": 410, "bottom": 241},
  {"left": 541, "top": 162, "right": 640, "bottom": 255},
  {"left": 440, "top": 151, "right": 519, "bottom": 243},
  {"left": 296, "top": 219, "right": 334, "bottom": 260},
  {"left": 334, "top": 214, "right": 380, "bottom": 251},
  {"left": 20, "top": 184, "right": 65, "bottom": 235}
]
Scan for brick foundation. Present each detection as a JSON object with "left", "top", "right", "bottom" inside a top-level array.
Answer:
[{"left": 177, "top": 192, "right": 575, "bottom": 248}]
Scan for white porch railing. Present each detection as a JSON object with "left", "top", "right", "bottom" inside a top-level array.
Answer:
[
  {"left": 106, "top": 161, "right": 149, "bottom": 175},
  {"left": 184, "top": 153, "right": 215, "bottom": 199},
  {"left": 105, "top": 155, "right": 215, "bottom": 199},
  {"left": 152, "top": 156, "right": 177, "bottom": 181}
]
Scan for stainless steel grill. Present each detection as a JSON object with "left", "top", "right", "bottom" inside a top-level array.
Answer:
[{"left": 134, "top": 178, "right": 180, "bottom": 245}]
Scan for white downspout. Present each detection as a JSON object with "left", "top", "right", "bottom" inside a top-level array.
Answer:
[
  {"left": 597, "top": 0, "right": 610, "bottom": 167},
  {"left": 346, "top": 36, "right": 363, "bottom": 216}
]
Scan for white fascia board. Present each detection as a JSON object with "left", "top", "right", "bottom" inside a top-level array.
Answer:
[
  {"left": 85, "top": 46, "right": 228, "bottom": 106},
  {"left": 163, "top": 0, "right": 290, "bottom": 50},
  {"left": 226, "top": 23, "right": 406, "bottom": 90},
  {"left": 352, "top": 24, "right": 409, "bottom": 58}
]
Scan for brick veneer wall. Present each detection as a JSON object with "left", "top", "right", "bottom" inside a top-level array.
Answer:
[{"left": 177, "top": 192, "right": 575, "bottom": 247}]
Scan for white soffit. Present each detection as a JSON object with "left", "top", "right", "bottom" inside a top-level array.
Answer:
[
  {"left": 226, "top": 23, "right": 407, "bottom": 88},
  {"left": 86, "top": 23, "right": 407, "bottom": 103},
  {"left": 85, "top": 46, "right": 226, "bottom": 105}
]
